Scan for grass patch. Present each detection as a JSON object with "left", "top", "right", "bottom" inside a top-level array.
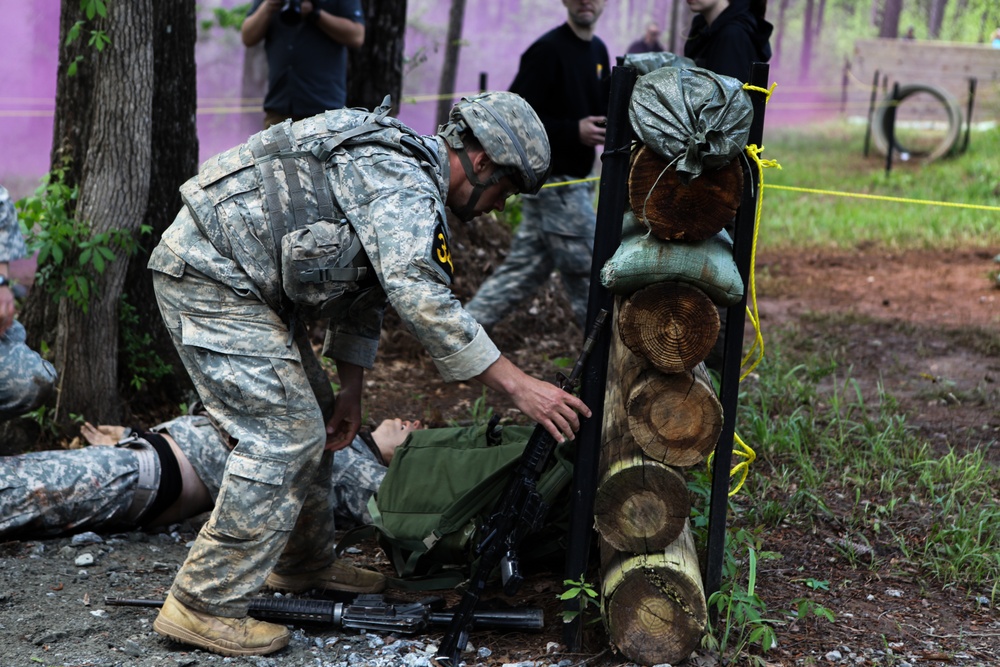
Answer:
[
  {"left": 758, "top": 120, "right": 1000, "bottom": 251},
  {"left": 733, "top": 345, "right": 1000, "bottom": 589}
]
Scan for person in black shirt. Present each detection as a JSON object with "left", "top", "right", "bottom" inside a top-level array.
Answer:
[
  {"left": 684, "top": 0, "right": 772, "bottom": 82},
  {"left": 465, "top": 0, "right": 610, "bottom": 332}
]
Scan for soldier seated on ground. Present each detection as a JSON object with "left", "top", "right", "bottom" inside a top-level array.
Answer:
[{"left": 0, "top": 414, "right": 418, "bottom": 544}]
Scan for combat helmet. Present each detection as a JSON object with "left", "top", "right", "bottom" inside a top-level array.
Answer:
[{"left": 439, "top": 92, "right": 551, "bottom": 196}]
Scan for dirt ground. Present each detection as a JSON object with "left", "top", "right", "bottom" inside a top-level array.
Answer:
[{"left": 1, "top": 216, "right": 998, "bottom": 666}]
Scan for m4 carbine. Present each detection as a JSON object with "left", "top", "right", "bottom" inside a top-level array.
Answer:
[
  {"left": 435, "top": 309, "right": 608, "bottom": 666},
  {"left": 105, "top": 593, "right": 543, "bottom": 636}
]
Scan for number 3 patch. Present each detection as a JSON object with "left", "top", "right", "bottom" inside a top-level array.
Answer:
[{"left": 431, "top": 221, "right": 454, "bottom": 281}]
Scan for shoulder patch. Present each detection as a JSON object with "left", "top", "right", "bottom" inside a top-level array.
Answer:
[{"left": 431, "top": 221, "right": 454, "bottom": 282}]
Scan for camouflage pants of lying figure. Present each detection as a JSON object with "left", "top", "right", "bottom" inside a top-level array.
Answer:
[
  {"left": 465, "top": 177, "right": 596, "bottom": 331},
  {"left": 152, "top": 266, "right": 341, "bottom": 618},
  {"left": 0, "top": 416, "right": 385, "bottom": 540}
]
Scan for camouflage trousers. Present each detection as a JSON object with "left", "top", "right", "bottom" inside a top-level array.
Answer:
[
  {"left": 0, "top": 415, "right": 385, "bottom": 541},
  {"left": 0, "top": 320, "right": 57, "bottom": 421},
  {"left": 152, "top": 266, "right": 338, "bottom": 618},
  {"left": 465, "top": 177, "right": 596, "bottom": 331}
]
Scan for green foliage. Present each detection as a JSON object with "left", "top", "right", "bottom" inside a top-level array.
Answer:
[
  {"left": 200, "top": 4, "right": 251, "bottom": 32},
  {"left": 118, "top": 293, "right": 174, "bottom": 391},
  {"left": 761, "top": 122, "right": 1000, "bottom": 251},
  {"left": 558, "top": 576, "right": 600, "bottom": 624},
  {"left": 16, "top": 165, "right": 148, "bottom": 314},
  {"left": 449, "top": 387, "right": 494, "bottom": 428},
  {"left": 65, "top": 0, "right": 111, "bottom": 77},
  {"left": 22, "top": 405, "right": 84, "bottom": 437},
  {"left": 701, "top": 529, "right": 780, "bottom": 665},
  {"left": 738, "top": 340, "right": 1000, "bottom": 589}
]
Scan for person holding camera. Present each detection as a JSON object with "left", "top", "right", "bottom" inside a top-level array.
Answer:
[{"left": 242, "top": 0, "right": 365, "bottom": 129}]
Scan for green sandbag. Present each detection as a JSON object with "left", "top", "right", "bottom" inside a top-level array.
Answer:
[
  {"left": 599, "top": 211, "right": 744, "bottom": 306},
  {"left": 628, "top": 66, "right": 752, "bottom": 181},
  {"left": 622, "top": 51, "right": 695, "bottom": 76}
]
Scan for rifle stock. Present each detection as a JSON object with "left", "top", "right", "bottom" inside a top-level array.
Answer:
[{"left": 435, "top": 309, "right": 608, "bottom": 666}]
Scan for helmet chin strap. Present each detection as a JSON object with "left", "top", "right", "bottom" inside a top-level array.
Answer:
[{"left": 452, "top": 146, "right": 506, "bottom": 222}]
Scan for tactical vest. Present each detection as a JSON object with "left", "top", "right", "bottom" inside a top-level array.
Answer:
[{"left": 179, "top": 98, "right": 439, "bottom": 316}]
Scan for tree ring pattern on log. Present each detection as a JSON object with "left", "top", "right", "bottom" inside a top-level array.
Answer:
[
  {"left": 619, "top": 282, "right": 719, "bottom": 373},
  {"left": 626, "top": 367, "right": 722, "bottom": 467},
  {"left": 603, "top": 547, "right": 707, "bottom": 665},
  {"left": 594, "top": 454, "right": 689, "bottom": 553},
  {"left": 628, "top": 144, "right": 743, "bottom": 242}
]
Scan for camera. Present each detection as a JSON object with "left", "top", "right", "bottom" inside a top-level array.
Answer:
[{"left": 280, "top": 0, "right": 303, "bottom": 25}]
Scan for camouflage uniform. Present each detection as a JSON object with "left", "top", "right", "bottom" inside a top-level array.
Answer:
[
  {"left": 0, "top": 185, "right": 57, "bottom": 420},
  {"left": 465, "top": 177, "right": 595, "bottom": 330},
  {"left": 0, "top": 416, "right": 225, "bottom": 538},
  {"left": 0, "top": 415, "right": 383, "bottom": 540},
  {"left": 147, "top": 107, "right": 499, "bottom": 618}
]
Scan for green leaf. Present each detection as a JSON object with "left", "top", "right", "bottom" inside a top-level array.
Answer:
[{"left": 66, "top": 20, "right": 84, "bottom": 45}]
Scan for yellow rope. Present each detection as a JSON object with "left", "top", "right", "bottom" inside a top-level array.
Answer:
[
  {"left": 740, "top": 144, "right": 781, "bottom": 381},
  {"left": 764, "top": 184, "right": 1000, "bottom": 212},
  {"left": 541, "top": 176, "right": 601, "bottom": 189}
]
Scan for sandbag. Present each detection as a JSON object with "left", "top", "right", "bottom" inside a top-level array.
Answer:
[
  {"left": 599, "top": 211, "right": 743, "bottom": 306},
  {"left": 622, "top": 51, "right": 695, "bottom": 76},
  {"left": 628, "top": 67, "right": 753, "bottom": 180}
]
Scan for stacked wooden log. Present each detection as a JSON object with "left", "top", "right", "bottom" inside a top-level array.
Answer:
[{"left": 595, "top": 142, "right": 745, "bottom": 665}]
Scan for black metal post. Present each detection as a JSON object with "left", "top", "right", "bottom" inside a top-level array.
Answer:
[
  {"left": 704, "top": 61, "right": 771, "bottom": 601},
  {"left": 479, "top": 71, "right": 488, "bottom": 93},
  {"left": 884, "top": 82, "right": 899, "bottom": 176},
  {"left": 562, "top": 64, "right": 637, "bottom": 651},
  {"left": 863, "top": 69, "right": 879, "bottom": 157},
  {"left": 961, "top": 77, "right": 977, "bottom": 154}
]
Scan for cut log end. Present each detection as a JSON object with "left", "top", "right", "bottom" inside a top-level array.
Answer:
[
  {"left": 627, "top": 145, "right": 743, "bottom": 242},
  {"left": 618, "top": 282, "right": 719, "bottom": 373}
]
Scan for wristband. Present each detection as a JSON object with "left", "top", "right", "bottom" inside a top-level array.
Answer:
[{"left": 0, "top": 275, "right": 9, "bottom": 288}]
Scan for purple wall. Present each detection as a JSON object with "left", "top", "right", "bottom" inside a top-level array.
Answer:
[{"left": 0, "top": 0, "right": 686, "bottom": 200}]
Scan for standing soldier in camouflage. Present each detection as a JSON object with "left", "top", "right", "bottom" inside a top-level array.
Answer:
[
  {"left": 146, "top": 92, "right": 590, "bottom": 656},
  {"left": 465, "top": 0, "right": 611, "bottom": 332},
  {"left": 0, "top": 184, "right": 57, "bottom": 421}
]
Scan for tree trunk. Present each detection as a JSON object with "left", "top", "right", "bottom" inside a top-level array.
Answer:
[
  {"left": 121, "top": 0, "right": 199, "bottom": 416},
  {"left": 773, "top": 0, "right": 791, "bottom": 73},
  {"left": 600, "top": 523, "right": 708, "bottom": 665},
  {"left": 628, "top": 146, "right": 743, "bottom": 242},
  {"left": 346, "top": 0, "right": 407, "bottom": 112},
  {"left": 435, "top": 0, "right": 467, "bottom": 128},
  {"left": 618, "top": 282, "right": 719, "bottom": 374},
  {"left": 800, "top": 0, "right": 815, "bottom": 83},
  {"left": 928, "top": 0, "right": 948, "bottom": 38},
  {"left": 52, "top": 0, "right": 154, "bottom": 427},
  {"left": 879, "top": 0, "right": 903, "bottom": 38}
]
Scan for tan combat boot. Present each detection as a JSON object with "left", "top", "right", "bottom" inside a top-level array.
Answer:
[
  {"left": 153, "top": 592, "right": 290, "bottom": 656},
  {"left": 265, "top": 560, "right": 386, "bottom": 594}
]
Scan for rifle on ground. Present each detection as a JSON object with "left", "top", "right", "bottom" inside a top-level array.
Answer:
[
  {"left": 105, "top": 593, "right": 543, "bottom": 636},
  {"left": 435, "top": 309, "right": 609, "bottom": 666}
]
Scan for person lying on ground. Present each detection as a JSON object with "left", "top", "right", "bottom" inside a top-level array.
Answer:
[{"left": 0, "top": 414, "right": 419, "bottom": 542}]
